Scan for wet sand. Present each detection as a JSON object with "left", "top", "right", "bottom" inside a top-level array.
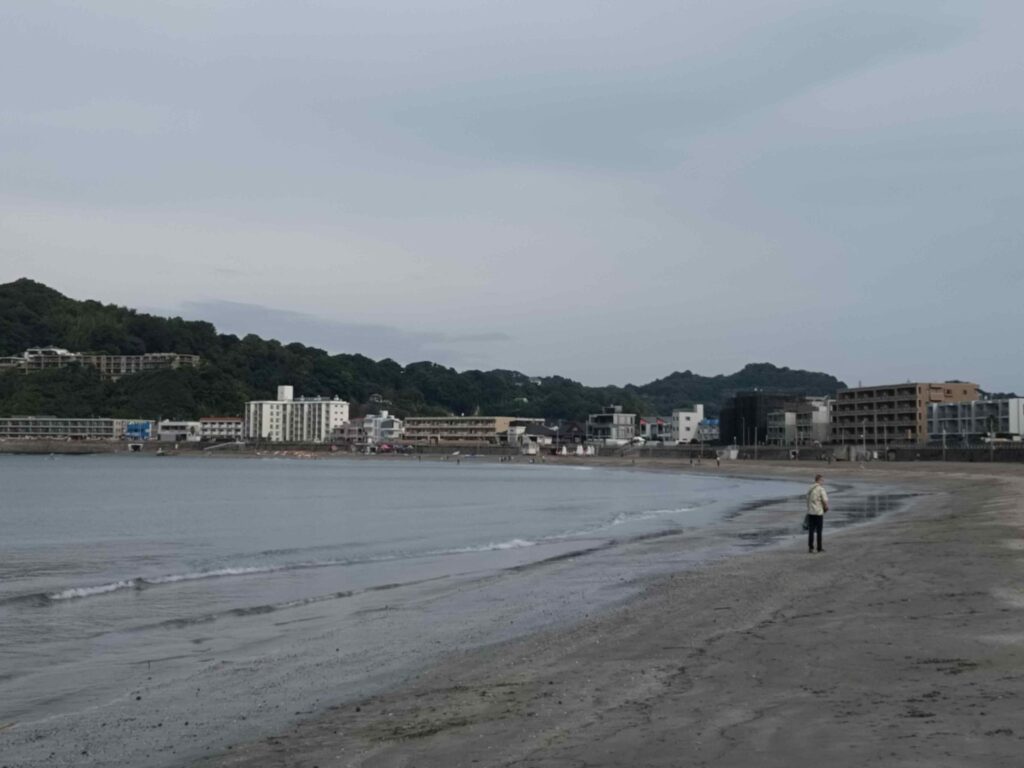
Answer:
[{"left": 198, "top": 461, "right": 1024, "bottom": 767}]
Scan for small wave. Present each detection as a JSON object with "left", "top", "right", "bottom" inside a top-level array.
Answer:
[
  {"left": 611, "top": 506, "right": 693, "bottom": 526},
  {"left": 449, "top": 538, "right": 536, "bottom": 553},
  {"left": 49, "top": 579, "right": 145, "bottom": 601}
]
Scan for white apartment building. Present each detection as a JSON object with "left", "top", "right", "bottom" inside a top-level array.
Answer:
[
  {"left": 672, "top": 405, "right": 705, "bottom": 444},
  {"left": 199, "top": 417, "right": 244, "bottom": 441},
  {"left": 245, "top": 385, "right": 350, "bottom": 444},
  {"left": 928, "top": 398, "right": 1024, "bottom": 443},
  {"left": 363, "top": 411, "right": 404, "bottom": 443}
]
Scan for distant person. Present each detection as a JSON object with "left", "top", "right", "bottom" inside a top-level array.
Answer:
[{"left": 806, "top": 473, "right": 829, "bottom": 553}]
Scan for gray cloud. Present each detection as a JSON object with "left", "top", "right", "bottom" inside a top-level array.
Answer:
[
  {"left": 2, "top": 0, "right": 1023, "bottom": 391},
  {"left": 161, "top": 300, "right": 511, "bottom": 369}
]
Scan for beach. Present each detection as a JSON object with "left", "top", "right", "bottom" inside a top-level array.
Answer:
[{"left": 198, "top": 460, "right": 1024, "bottom": 767}]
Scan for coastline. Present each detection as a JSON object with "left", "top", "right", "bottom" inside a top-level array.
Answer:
[{"left": 195, "top": 461, "right": 1024, "bottom": 767}]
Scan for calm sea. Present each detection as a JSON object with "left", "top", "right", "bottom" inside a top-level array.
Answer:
[{"left": 0, "top": 453, "right": 809, "bottom": 766}]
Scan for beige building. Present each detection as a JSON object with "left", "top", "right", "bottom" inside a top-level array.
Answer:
[
  {"left": 0, "top": 347, "right": 200, "bottom": 380},
  {"left": 832, "top": 382, "right": 978, "bottom": 446},
  {"left": 404, "top": 416, "right": 542, "bottom": 444},
  {"left": 80, "top": 353, "right": 200, "bottom": 380},
  {"left": 0, "top": 416, "right": 131, "bottom": 440},
  {"left": 199, "top": 417, "right": 244, "bottom": 441}
]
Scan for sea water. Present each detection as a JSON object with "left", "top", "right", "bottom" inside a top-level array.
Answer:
[{"left": 0, "top": 453, "right": 810, "bottom": 765}]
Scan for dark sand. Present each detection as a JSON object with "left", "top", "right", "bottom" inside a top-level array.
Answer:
[{"left": 196, "top": 461, "right": 1024, "bottom": 767}]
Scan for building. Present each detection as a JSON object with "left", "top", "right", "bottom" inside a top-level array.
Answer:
[
  {"left": 79, "top": 353, "right": 200, "bottom": 380},
  {"left": 158, "top": 420, "right": 202, "bottom": 442},
  {"left": 586, "top": 406, "right": 636, "bottom": 444},
  {"left": 0, "top": 347, "right": 200, "bottom": 380},
  {"left": 404, "top": 415, "right": 542, "bottom": 444},
  {"left": 638, "top": 416, "right": 672, "bottom": 442},
  {"left": 244, "top": 385, "right": 350, "bottom": 444},
  {"left": 832, "top": 382, "right": 979, "bottom": 446},
  {"left": 697, "top": 418, "right": 720, "bottom": 443},
  {"left": 362, "top": 411, "right": 404, "bottom": 443},
  {"left": 719, "top": 392, "right": 806, "bottom": 446},
  {"left": 125, "top": 420, "right": 156, "bottom": 441},
  {"left": 928, "top": 398, "right": 1024, "bottom": 444},
  {"left": 199, "top": 417, "right": 244, "bottom": 442},
  {"left": 672, "top": 405, "right": 705, "bottom": 444},
  {"left": 0, "top": 416, "right": 133, "bottom": 440},
  {"left": 766, "top": 398, "right": 832, "bottom": 446}
]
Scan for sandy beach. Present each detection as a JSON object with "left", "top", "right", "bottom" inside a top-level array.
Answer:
[{"left": 196, "top": 460, "right": 1024, "bottom": 767}]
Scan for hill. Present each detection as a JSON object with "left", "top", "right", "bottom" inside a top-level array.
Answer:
[{"left": 0, "top": 279, "right": 845, "bottom": 421}]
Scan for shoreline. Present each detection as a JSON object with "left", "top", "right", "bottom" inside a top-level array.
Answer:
[{"left": 195, "top": 461, "right": 1024, "bottom": 767}]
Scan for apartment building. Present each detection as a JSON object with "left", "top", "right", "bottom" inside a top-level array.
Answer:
[
  {"left": 586, "top": 406, "right": 636, "bottom": 444},
  {"left": 0, "top": 416, "right": 132, "bottom": 440},
  {"left": 0, "top": 347, "right": 200, "bottom": 380},
  {"left": 928, "top": 398, "right": 1024, "bottom": 443},
  {"left": 766, "top": 398, "right": 832, "bottom": 446},
  {"left": 672, "top": 405, "right": 705, "bottom": 444},
  {"left": 80, "top": 353, "right": 200, "bottom": 380},
  {"left": 832, "top": 381, "right": 978, "bottom": 445},
  {"left": 404, "top": 415, "right": 542, "bottom": 444},
  {"left": 244, "top": 385, "right": 350, "bottom": 443},
  {"left": 199, "top": 417, "right": 244, "bottom": 441}
]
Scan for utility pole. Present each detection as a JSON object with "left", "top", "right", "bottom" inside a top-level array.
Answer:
[
  {"left": 754, "top": 427, "right": 758, "bottom": 460},
  {"left": 942, "top": 428, "right": 947, "bottom": 462}
]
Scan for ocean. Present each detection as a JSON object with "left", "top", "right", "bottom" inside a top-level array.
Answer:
[{"left": 0, "top": 453, "right": 814, "bottom": 765}]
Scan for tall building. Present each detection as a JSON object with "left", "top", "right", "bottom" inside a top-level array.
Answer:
[
  {"left": 928, "top": 398, "right": 1024, "bottom": 443},
  {"left": 244, "top": 385, "right": 350, "bottom": 444},
  {"left": 832, "top": 382, "right": 978, "bottom": 445}
]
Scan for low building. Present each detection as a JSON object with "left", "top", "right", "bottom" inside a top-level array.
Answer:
[
  {"left": 0, "top": 348, "right": 200, "bottom": 380},
  {"left": 404, "top": 415, "right": 542, "bottom": 444},
  {"left": 158, "top": 420, "right": 202, "bottom": 442},
  {"left": 697, "top": 418, "right": 720, "bottom": 443},
  {"left": 638, "top": 416, "right": 672, "bottom": 442},
  {"left": 199, "top": 417, "right": 243, "bottom": 442},
  {"left": 80, "top": 353, "right": 200, "bottom": 380},
  {"left": 587, "top": 405, "right": 636, "bottom": 444},
  {"left": 244, "top": 385, "right": 350, "bottom": 444},
  {"left": 0, "top": 416, "right": 132, "bottom": 440},
  {"left": 125, "top": 420, "right": 156, "bottom": 441},
  {"left": 928, "top": 398, "right": 1024, "bottom": 443},
  {"left": 832, "top": 382, "right": 979, "bottom": 445}
]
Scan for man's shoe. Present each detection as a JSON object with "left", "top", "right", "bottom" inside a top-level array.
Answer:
[{"left": 817, "top": 549, "right": 825, "bottom": 553}]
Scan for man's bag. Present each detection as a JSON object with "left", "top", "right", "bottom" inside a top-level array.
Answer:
[{"left": 802, "top": 514, "right": 811, "bottom": 531}]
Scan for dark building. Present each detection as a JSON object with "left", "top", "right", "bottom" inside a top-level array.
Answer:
[{"left": 719, "top": 391, "right": 807, "bottom": 446}]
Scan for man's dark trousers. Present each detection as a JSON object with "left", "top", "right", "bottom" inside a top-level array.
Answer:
[{"left": 807, "top": 514, "right": 823, "bottom": 551}]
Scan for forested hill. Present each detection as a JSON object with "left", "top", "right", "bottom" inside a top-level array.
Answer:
[{"left": 0, "top": 279, "right": 845, "bottom": 421}]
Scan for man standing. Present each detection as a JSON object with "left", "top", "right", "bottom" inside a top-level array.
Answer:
[{"left": 806, "top": 473, "right": 829, "bottom": 553}]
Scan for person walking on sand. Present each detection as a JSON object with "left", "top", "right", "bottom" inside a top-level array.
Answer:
[{"left": 806, "top": 473, "right": 829, "bottom": 553}]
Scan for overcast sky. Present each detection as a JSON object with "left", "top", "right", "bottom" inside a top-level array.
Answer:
[{"left": 1, "top": 1, "right": 1021, "bottom": 390}]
